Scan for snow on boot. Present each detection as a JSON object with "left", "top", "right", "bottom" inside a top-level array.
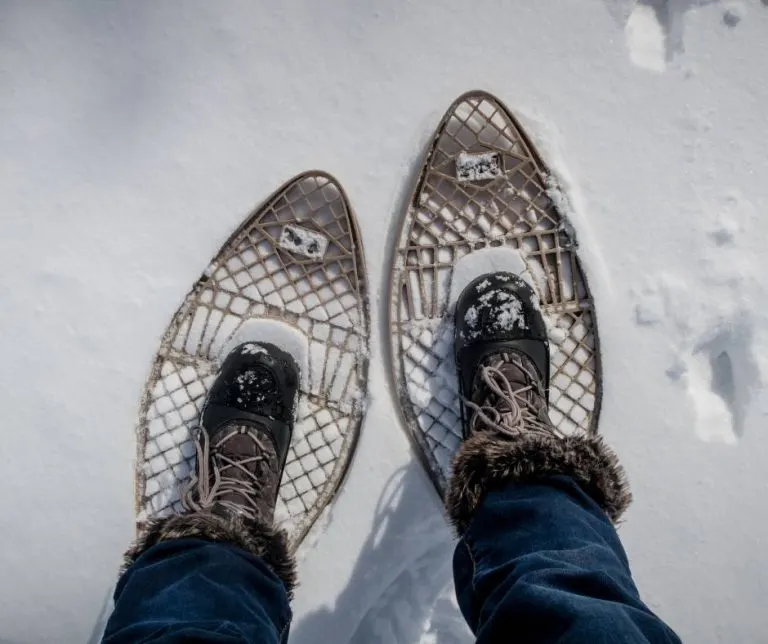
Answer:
[
  {"left": 454, "top": 272, "right": 549, "bottom": 439},
  {"left": 123, "top": 342, "right": 299, "bottom": 596},
  {"left": 182, "top": 341, "right": 299, "bottom": 524},
  {"left": 446, "top": 272, "right": 632, "bottom": 536}
]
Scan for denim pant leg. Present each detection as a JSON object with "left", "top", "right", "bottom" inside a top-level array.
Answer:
[
  {"left": 453, "top": 476, "right": 681, "bottom": 644},
  {"left": 103, "top": 538, "right": 292, "bottom": 644}
]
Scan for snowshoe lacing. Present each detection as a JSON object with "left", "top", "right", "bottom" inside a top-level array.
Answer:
[
  {"left": 181, "top": 425, "right": 278, "bottom": 522},
  {"left": 464, "top": 353, "right": 563, "bottom": 439}
]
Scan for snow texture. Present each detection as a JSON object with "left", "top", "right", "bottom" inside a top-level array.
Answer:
[
  {"left": 449, "top": 247, "right": 536, "bottom": 305},
  {"left": 625, "top": 4, "right": 667, "bottom": 73},
  {"left": 2, "top": 2, "right": 768, "bottom": 643}
]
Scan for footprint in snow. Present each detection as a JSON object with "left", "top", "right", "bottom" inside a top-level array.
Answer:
[
  {"left": 605, "top": 0, "right": 748, "bottom": 73},
  {"left": 632, "top": 193, "right": 765, "bottom": 444}
]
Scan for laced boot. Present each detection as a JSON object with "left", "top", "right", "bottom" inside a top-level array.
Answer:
[
  {"left": 446, "top": 272, "right": 631, "bottom": 536},
  {"left": 182, "top": 342, "right": 298, "bottom": 524},
  {"left": 123, "top": 342, "right": 299, "bottom": 596}
]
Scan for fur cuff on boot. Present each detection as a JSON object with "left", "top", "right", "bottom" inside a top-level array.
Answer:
[
  {"left": 446, "top": 431, "right": 632, "bottom": 536},
  {"left": 123, "top": 512, "right": 297, "bottom": 598}
]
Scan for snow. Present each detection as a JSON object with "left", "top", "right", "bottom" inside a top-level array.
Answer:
[
  {"left": 474, "top": 279, "right": 490, "bottom": 292},
  {"left": 2, "top": 2, "right": 768, "bottom": 643},
  {"left": 463, "top": 306, "right": 478, "bottom": 327},
  {"left": 222, "top": 319, "right": 310, "bottom": 391},
  {"left": 449, "top": 247, "right": 536, "bottom": 304},
  {"left": 240, "top": 343, "right": 268, "bottom": 357},
  {"left": 462, "top": 287, "right": 527, "bottom": 340},
  {"left": 495, "top": 298, "right": 525, "bottom": 333},
  {"left": 455, "top": 151, "right": 503, "bottom": 183},
  {"left": 625, "top": 4, "right": 668, "bottom": 73}
]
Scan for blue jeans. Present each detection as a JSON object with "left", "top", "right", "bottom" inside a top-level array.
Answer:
[
  {"left": 103, "top": 477, "right": 679, "bottom": 643},
  {"left": 103, "top": 539, "right": 292, "bottom": 643},
  {"left": 455, "top": 476, "right": 680, "bottom": 643}
]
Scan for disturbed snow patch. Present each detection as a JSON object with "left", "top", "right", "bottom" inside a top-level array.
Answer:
[
  {"left": 625, "top": 3, "right": 667, "bottom": 72},
  {"left": 632, "top": 193, "right": 766, "bottom": 443}
]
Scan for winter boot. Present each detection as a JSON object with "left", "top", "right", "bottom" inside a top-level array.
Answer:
[
  {"left": 123, "top": 342, "right": 299, "bottom": 595},
  {"left": 445, "top": 273, "right": 631, "bottom": 535}
]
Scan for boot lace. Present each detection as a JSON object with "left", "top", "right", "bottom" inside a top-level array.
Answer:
[
  {"left": 464, "top": 354, "right": 563, "bottom": 439},
  {"left": 181, "top": 425, "right": 276, "bottom": 521}
]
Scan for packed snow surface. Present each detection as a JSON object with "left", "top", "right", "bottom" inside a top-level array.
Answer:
[{"left": 1, "top": 2, "right": 768, "bottom": 643}]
